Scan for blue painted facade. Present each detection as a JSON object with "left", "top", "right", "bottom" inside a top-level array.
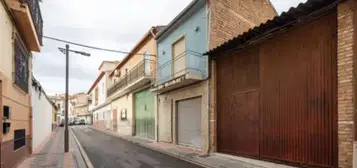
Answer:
[{"left": 156, "top": 2, "right": 208, "bottom": 83}]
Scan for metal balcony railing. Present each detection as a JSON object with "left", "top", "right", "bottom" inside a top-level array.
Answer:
[
  {"left": 107, "top": 59, "right": 155, "bottom": 97},
  {"left": 23, "top": 0, "right": 43, "bottom": 44},
  {"left": 153, "top": 50, "right": 206, "bottom": 85}
]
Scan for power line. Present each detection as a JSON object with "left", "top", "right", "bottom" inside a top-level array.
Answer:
[{"left": 43, "top": 36, "right": 156, "bottom": 56}]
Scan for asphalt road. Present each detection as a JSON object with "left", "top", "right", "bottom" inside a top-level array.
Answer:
[{"left": 72, "top": 126, "right": 203, "bottom": 168}]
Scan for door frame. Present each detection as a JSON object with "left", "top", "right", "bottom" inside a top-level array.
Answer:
[
  {"left": 0, "top": 80, "right": 2, "bottom": 167},
  {"left": 175, "top": 96, "right": 202, "bottom": 149}
]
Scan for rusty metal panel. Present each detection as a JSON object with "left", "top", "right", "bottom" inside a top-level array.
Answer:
[
  {"left": 217, "top": 47, "right": 260, "bottom": 156},
  {"left": 216, "top": 12, "right": 337, "bottom": 168},
  {"left": 259, "top": 12, "right": 337, "bottom": 167}
]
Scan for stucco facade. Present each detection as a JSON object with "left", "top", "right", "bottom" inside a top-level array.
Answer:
[
  {"left": 31, "top": 79, "right": 53, "bottom": 151},
  {"left": 154, "top": 0, "right": 276, "bottom": 154},
  {"left": 88, "top": 61, "right": 118, "bottom": 128},
  {"left": 111, "top": 94, "right": 134, "bottom": 135},
  {"left": 106, "top": 27, "right": 161, "bottom": 138},
  {"left": 1, "top": 0, "right": 43, "bottom": 167},
  {"left": 155, "top": 0, "right": 209, "bottom": 153}
]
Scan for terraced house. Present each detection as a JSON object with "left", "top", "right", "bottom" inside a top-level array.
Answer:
[
  {"left": 89, "top": 61, "right": 118, "bottom": 130},
  {"left": 107, "top": 26, "right": 163, "bottom": 139},
  {"left": 0, "top": 0, "right": 43, "bottom": 167},
  {"left": 151, "top": 0, "right": 276, "bottom": 154}
]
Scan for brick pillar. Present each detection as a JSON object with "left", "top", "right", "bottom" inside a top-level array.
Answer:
[
  {"left": 209, "top": 59, "right": 217, "bottom": 152},
  {"left": 337, "top": 1, "right": 357, "bottom": 168}
]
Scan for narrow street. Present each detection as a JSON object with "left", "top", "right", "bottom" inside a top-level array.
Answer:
[{"left": 71, "top": 126, "right": 203, "bottom": 168}]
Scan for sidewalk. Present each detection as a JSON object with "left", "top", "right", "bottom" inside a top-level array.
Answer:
[
  {"left": 17, "top": 127, "right": 86, "bottom": 168},
  {"left": 89, "top": 126, "right": 292, "bottom": 168}
]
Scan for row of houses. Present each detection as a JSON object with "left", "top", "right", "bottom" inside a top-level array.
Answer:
[
  {"left": 88, "top": 0, "right": 357, "bottom": 168},
  {"left": 50, "top": 92, "right": 92, "bottom": 125},
  {"left": 0, "top": 0, "right": 59, "bottom": 167}
]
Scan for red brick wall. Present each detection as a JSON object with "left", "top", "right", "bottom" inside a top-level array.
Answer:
[
  {"left": 337, "top": 1, "right": 357, "bottom": 168},
  {"left": 209, "top": 0, "right": 276, "bottom": 50}
]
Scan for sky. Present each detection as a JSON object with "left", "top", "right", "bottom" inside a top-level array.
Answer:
[{"left": 33, "top": 0, "right": 307, "bottom": 95}]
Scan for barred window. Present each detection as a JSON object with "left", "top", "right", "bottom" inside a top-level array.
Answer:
[
  {"left": 14, "top": 129, "right": 26, "bottom": 150},
  {"left": 14, "top": 37, "right": 29, "bottom": 93}
]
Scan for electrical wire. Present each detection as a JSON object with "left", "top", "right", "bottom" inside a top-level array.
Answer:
[{"left": 43, "top": 36, "right": 156, "bottom": 56}]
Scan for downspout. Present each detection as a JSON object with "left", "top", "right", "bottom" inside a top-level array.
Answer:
[
  {"left": 352, "top": 2, "right": 357, "bottom": 168},
  {"left": 205, "top": 1, "right": 212, "bottom": 155}
]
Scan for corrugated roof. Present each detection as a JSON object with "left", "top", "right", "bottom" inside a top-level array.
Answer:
[{"left": 206, "top": 0, "right": 340, "bottom": 56}]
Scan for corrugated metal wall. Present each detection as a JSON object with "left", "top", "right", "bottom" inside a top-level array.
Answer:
[
  {"left": 216, "top": 12, "right": 337, "bottom": 168},
  {"left": 217, "top": 48, "right": 260, "bottom": 156}
]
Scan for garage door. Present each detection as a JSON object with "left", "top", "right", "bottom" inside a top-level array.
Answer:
[
  {"left": 177, "top": 97, "right": 202, "bottom": 148},
  {"left": 216, "top": 12, "right": 337, "bottom": 167},
  {"left": 135, "top": 89, "right": 155, "bottom": 140}
]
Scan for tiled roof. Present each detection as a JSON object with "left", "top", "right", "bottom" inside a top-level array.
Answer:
[{"left": 206, "top": 0, "right": 340, "bottom": 56}]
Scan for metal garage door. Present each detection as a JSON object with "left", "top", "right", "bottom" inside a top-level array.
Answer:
[
  {"left": 135, "top": 89, "right": 155, "bottom": 140},
  {"left": 216, "top": 12, "right": 337, "bottom": 167},
  {"left": 177, "top": 97, "right": 202, "bottom": 148}
]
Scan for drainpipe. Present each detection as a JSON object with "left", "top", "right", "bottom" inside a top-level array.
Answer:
[{"left": 206, "top": 74, "right": 210, "bottom": 155}]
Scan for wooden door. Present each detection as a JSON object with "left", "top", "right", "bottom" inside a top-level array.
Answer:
[
  {"left": 112, "top": 109, "right": 118, "bottom": 131},
  {"left": 172, "top": 36, "right": 186, "bottom": 78}
]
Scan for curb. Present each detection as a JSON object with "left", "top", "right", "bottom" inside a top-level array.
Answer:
[
  {"left": 89, "top": 126, "right": 212, "bottom": 168},
  {"left": 70, "top": 127, "right": 94, "bottom": 168}
]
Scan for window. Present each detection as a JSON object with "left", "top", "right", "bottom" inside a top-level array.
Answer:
[
  {"left": 102, "top": 83, "right": 105, "bottom": 94},
  {"left": 3, "top": 105, "right": 10, "bottom": 119},
  {"left": 14, "top": 129, "right": 26, "bottom": 150},
  {"left": 95, "top": 87, "right": 99, "bottom": 105},
  {"left": 14, "top": 37, "right": 29, "bottom": 93}
]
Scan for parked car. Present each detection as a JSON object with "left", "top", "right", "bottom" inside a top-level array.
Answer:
[{"left": 79, "top": 119, "right": 86, "bottom": 125}]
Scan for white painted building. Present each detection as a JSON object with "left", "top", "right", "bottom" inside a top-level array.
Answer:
[
  {"left": 88, "top": 61, "right": 118, "bottom": 129},
  {"left": 31, "top": 77, "right": 55, "bottom": 151}
]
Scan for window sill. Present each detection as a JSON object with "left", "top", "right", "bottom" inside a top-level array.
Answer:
[
  {"left": 13, "top": 145, "right": 26, "bottom": 152},
  {"left": 12, "top": 83, "right": 29, "bottom": 95}
]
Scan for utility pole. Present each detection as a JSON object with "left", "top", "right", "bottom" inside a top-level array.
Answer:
[
  {"left": 64, "top": 44, "right": 69, "bottom": 152},
  {"left": 58, "top": 45, "right": 90, "bottom": 153}
]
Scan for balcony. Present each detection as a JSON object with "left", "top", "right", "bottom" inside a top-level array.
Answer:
[
  {"left": 107, "top": 59, "right": 155, "bottom": 99},
  {"left": 150, "top": 50, "right": 206, "bottom": 93},
  {"left": 5, "top": 0, "right": 43, "bottom": 52}
]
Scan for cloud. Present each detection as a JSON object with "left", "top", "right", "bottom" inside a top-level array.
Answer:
[{"left": 34, "top": 0, "right": 307, "bottom": 95}]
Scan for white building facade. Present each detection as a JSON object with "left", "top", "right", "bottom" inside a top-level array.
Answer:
[
  {"left": 31, "top": 78, "right": 55, "bottom": 151},
  {"left": 88, "top": 61, "right": 118, "bottom": 130}
]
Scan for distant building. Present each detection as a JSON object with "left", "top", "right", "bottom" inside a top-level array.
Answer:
[{"left": 50, "top": 93, "right": 75, "bottom": 117}]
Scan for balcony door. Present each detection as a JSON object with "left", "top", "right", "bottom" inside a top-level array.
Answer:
[
  {"left": 172, "top": 36, "right": 186, "bottom": 78},
  {"left": 144, "top": 51, "right": 151, "bottom": 75}
]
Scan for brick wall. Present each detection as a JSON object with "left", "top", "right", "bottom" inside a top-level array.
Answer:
[
  {"left": 337, "top": 1, "right": 357, "bottom": 168},
  {"left": 209, "top": 0, "right": 276, "bottom": 50}
]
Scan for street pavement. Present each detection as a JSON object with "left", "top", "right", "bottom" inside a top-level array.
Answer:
[
  {"left": 17, "top": 127, "right": 85, "bottom": 168},
  {"left": 72, "top": 126, "right": 203, "bottom": 168}
]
